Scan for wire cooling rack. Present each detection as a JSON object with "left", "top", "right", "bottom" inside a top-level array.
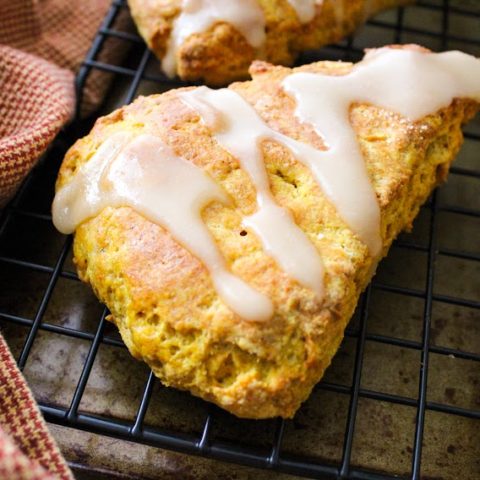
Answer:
[{"left": 0, "top": 1, "right": 479, "bottom": 479}]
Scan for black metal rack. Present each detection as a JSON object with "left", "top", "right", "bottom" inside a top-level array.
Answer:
[{"left": 0, "top": 1, "right": 479, "bottom": 479}]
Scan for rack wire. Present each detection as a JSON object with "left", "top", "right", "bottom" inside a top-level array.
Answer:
[{"left": 0, "top": 1, "right": 479, "bottom": 479}]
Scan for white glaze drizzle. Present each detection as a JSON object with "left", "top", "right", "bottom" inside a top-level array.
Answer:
[
  {"left": 182, "top": 86, "right": 381, "bottom": 254},
  {"left": 286, "top": 0, "right": 375, "bottom": 27},
  {"left": 286, "top": 0, "right": 323, "bottom": 23},
  {"left": 52, "top": 133, "right": 274, "bottom": 322},
  {"left": 282, "top": 48, "right": 480, "bottom": 255},
  {"left": 163, "top": 0, "right": 265, "bottom": 78},
  {"left": 180, "top": 87, "right": 325, "bottom": 298}
]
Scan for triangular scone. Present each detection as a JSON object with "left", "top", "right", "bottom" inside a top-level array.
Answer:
[
  {"left": 54, "top": 46, "right": 479, "bottom": 419},
  {"left": 128, "top": 0, "right": 413, "bottom": 85}
]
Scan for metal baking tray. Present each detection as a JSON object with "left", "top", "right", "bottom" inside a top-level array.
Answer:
[{"left": 0, "top": 1, "right": 478, "bottom": 478}]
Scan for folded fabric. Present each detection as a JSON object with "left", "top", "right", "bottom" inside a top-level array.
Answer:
[
  {"left": 0, "top": 45, "right": 74, "bottom": 207},
  {"left": 0, "top": 0, "right": 115, "bottom": 116},
  {"left": 0, "top": 0, "right": 129, "bottom": 477},
  {"left": 0, "top": 0, "right": 130, "bottom": 207},
  {"left": 0, "top": 335, "right": 73, "bottom": 480}
]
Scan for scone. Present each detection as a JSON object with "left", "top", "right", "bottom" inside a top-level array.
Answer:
[
  {"left": 128, "top": 0, "right": 414, "bottom": 85},
  {"left": 52, "top": 46, "right": 480, "bottom": 419}
]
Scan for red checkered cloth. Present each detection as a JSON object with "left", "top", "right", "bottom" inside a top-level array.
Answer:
[
  {"left": 0, "top": 1, "right": 130, "bottom": 478},
  {"left": 0, "top": 0, "right": 129, "bottom": 207},
  {"left": 0, "top": 45, "right": 74, "bottom": 207},
  {"left": 0, "top": 336, "right": 73, "bottom": 480}
]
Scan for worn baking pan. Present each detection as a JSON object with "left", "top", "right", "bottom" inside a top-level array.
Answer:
[{"left": 0, "top": 0, "right": 478, "bottom": 479}]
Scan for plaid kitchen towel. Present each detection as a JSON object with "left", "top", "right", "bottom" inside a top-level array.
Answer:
[
  {"left": 0, "top": 1, "right": 132, "bottom": 478},
  {"left": 0, "top": 0, "right": 124, "bottom": 116},
  {"left": 0, "top": 335, "right": 73, "bottom": 480},
  {"left": 0, "top": 0, "right": 130, "bottom": 207},
  {"left": 0, "top": 45, "right": 74, "bottom": 208}
]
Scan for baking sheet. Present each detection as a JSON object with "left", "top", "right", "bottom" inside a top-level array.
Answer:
[{"left": 0, "top": 2, "right": 479, "bottom": 479}]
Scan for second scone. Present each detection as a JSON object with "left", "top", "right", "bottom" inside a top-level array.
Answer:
[{"left": 128, "top": 0, "right": 414, "bottom": 85}]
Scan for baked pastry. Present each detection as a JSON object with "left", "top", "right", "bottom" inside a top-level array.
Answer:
[
  {"left": 52, "top": 46, "right": 480, "bottom": 418},
  {"left": 127, "top": 0, "right": 414, "bottom": 85}
]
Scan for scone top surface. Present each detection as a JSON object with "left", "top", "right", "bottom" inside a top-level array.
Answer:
[{"left": 53, "top": 47, "right": 480, "bottom": 418}]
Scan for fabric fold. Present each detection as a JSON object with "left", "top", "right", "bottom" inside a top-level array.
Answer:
[
  {"left": 0, "top": 0, "right": 132, "bottom": 477},
  {"left": 0, "top": 44, "right": 74, "bottom": 207},
  {"left": 0, "top": 335, "right": 73, "bottom": 480}
]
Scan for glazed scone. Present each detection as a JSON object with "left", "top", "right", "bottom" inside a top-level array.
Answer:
[
  {"left": 53, "top": 46, "right": 480, "bottom": 418},
  {"left": 128, "top": 0, "right": 414, "bottom": 85}
]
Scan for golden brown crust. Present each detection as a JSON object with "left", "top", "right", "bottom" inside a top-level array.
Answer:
[
  {"left": 127, "top": 0, "right": 414, "bottom": 85},
  {"left": 57, "top": 50, "right": 479, "bottom": 418}
]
